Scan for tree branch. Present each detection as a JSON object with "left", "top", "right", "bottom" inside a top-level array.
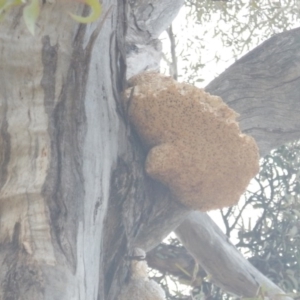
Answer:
[
  {"left": 206, "top": 27, "right": 300, "bottom": 157},
  {"left": 175, "top": 212, "right": 293, "bottom": 300},
  {"left": 166, "top": 25, "right": 178, "bottom": 80}
]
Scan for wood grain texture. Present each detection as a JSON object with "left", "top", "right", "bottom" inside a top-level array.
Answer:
[
  {"left": 206, "top": 28, "right": 300, "bottom": 156},
  {"left": 0, "top": 1, "right": 121, "bottom": 299}
]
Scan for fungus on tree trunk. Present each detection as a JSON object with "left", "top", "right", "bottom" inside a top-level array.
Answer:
[{"left": 124, "top": 72, "right": 259, "bottom": 211}]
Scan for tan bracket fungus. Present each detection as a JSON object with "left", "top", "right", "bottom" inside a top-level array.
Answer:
[{"left": 124, "top": 72, "right": 259, "bottom": 211}]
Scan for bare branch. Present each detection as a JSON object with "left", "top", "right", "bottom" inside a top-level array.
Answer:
[{"left": 175, "top": 212, "right": 293, "bottom": 300}]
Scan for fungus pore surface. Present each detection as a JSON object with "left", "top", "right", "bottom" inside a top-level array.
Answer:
[{"left": 124, "top": 72, "right": 259, "bottom": 211}]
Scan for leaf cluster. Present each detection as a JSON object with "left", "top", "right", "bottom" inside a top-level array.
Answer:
[
  {"left": 0, "top": 0, "right": 101, "bottom": 35},
  {"left": 234, "top": 141, "right": 300, "bottom": 293},
  {"left": 162, "top": 0, "right": 300, "bottom": 85}
]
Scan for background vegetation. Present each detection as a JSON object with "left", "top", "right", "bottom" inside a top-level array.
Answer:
[{"left": 161, "top": 0, "right": 300, "bottom": 85}]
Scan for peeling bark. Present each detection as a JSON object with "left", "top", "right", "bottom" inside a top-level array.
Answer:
[
  {"left": 0, "top": 0, "right": 124, "bottom": 298},
  {"left": 0, "top": 1, "right": 188, "bottom": 299}
]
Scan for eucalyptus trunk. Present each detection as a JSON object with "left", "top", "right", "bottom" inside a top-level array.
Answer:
[{"left": 0, "top": 1, "right": 125, "bottom": 298}]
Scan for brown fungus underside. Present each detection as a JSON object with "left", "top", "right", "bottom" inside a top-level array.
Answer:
[{"left": 124, "top": 72, "right": 259, "bottom": 211}]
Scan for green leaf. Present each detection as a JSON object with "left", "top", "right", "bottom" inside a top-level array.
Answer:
[
  {"left": 69, "top": 0, "right": 102, "bottom": 24},
  {"left": 23, "top": 0, "right": 40, "bottom": 35}
]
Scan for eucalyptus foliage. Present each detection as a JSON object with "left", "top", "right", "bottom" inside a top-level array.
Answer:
[
  {"left": 0, "top": 0, "right": 102, "bottom": 35},
  {"left": 162, "top": 0, "right": 300, "bottom": 85},
  {"left": 235, "top": 141, "right": 300, "bottom": 293}
]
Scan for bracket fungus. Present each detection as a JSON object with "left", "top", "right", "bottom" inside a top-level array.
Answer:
[
  {"left": 118, "top": 248, "right": 166, "bottom": 300},
  {"left": 124, "top": 72, "right": 259, "bottom": 211}
]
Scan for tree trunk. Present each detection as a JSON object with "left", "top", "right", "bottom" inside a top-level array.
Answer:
[
  {"left": 1, "top": 0, "right": 300, "bottom": 299},
  {"left": 0, "top": 1, "right": 187, "bottom": 299},
  {"left": 0, "top": 0, "right": 126, "bottom": 298}
]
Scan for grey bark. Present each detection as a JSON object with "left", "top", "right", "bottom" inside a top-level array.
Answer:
[
  {"left": 206, "top": 27, "right": 300, "bottom": 157},
  {"left": 126, "top": 0, "right": 184, "bottom": 78},
  {"left": 0, "top": 1, "right": 188, "bottom": 299},
  {"left": 0, "top": 0, "right": 125, "bottom": 299},
  {"left": 175, "top": 213, "right": 292, "bottom": 300}
]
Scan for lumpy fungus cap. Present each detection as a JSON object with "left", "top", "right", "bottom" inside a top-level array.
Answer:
[{"left": 124, "top": 72, "right": 259, "bottom": 211}]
